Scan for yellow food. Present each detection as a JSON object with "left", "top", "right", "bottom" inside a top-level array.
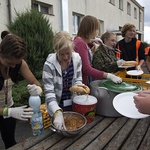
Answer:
[
  {"left": 69, "top": 84, "right": 90, "bottom": 94},
  {"left": 64, "top": 116, "right": 84, "bottom": 130},
  {"left": 122, "top": 61, "right": 137, "bottom": 66}
]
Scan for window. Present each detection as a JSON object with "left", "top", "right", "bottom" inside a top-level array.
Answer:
[
  {"left": 119, "top": 0, "right": 123, "bottom": 10},
  {"left": 72, "top": 13, "right": 83, "bottom": 34},
  {"left": 98, "top": 20, "right": 104, "bottom": 36},
  {"left": 32, "top": 1, "right": 53, "bottom": 15},
  {"left": 127, "top": 2, "right": 131, "bottom": 15},
  {"left": 134, "top": 7, "right": 137, "bottom": 19},
  {"left": 109, "top": 0, "right": 115, "bottom": 5},
  {"left": 139, "top": 12, "right": 142, "bottom": 22}
]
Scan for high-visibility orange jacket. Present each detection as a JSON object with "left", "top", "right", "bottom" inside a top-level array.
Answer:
[{"left": 145, "top": 46, "right": 150, "bottom": 55}]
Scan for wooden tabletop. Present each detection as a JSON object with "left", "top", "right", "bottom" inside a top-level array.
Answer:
[{"left": 8, "top": 115, "right": 150, "bottom": 150}]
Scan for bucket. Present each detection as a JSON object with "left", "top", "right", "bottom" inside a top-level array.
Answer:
[{"left": 72, "top": 95, "right": 97, "bottom": 123}]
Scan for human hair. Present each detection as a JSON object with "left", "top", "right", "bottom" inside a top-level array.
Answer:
[
  {"left": 0, "top": 32, "right": 26, "bottom": 59},
  {"left": 77, "top": 15, "right": 100, "bottom": 40},
  {"left": 121, "top": 23, "right": 136, "bottom": 37},
  {"left": 53, "top": 31, "right": 74, "bottom": 52},
  {"left": 101, "top": 31, "right": 116, "bottom": 43},
  {"left": 143, "top": 42, "right": 149, "bottom": 49},
  {"left": 1, "top": 31, "right": 10, "bottom": 40}
]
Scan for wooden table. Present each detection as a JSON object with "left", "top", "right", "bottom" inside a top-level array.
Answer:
[{"left": 8, "top": 115, "right": 150, "bottom": 150}]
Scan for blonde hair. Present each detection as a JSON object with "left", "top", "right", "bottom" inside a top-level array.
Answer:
[
  {"left": 53, "top": 31, "right": 74, "bottom": 52},
  {"left": 121, "top": 23, "right": 136, "bottom": 37}
]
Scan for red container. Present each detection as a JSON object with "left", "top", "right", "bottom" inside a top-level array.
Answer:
[{"left": 72, "top": 95, "right": 97, "bottom": 123}]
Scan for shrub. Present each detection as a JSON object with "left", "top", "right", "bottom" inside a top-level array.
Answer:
[
  {"left": 7, "top": 9, "right": 54, "bottom": 105},
  {"left": 7, "top": 9, "right": 54, "bottom": 79},
  {"left": 12, "top": 80, "right": 45, "bottom": 107}
]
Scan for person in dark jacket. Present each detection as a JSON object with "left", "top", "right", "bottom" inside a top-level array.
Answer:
[
  {"left": 116, "top": 23, "right": 145, "bottom": 71},
  {"left": 92, "top": 31, "right": 124, "bottom": 73}
]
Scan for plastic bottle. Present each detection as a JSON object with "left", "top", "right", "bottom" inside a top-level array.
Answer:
[{"left": 29, "top": 96, "right": 43, "bottom": 136}]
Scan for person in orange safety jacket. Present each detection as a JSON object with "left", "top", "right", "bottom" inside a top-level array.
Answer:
[{"left": 116, "top": 23, "right": 145, "bottom": 71}]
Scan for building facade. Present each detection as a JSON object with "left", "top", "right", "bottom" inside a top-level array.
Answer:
[{"left": 0, "top": 0, "right": 144, "bottom": 41}]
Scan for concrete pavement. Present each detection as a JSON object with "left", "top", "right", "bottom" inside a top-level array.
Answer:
[{"left": 0, "top": 120, "right": 32, "bottom": 150}]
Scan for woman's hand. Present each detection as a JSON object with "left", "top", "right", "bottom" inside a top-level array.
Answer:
[
  {"left": 53, "top": 110, "right": 66, "bottom": 130},
  {"left": 117, "top": 59, "right": 125, "bottom": 66},
  {"left": 8, "top": 106, "right": 33, "bottom": 121},
  {"left": 106, "top": 73, "right": 122, "bottom": 84},
  {"left": 27, "top": 84, "right": 42, "bottom": 96}
]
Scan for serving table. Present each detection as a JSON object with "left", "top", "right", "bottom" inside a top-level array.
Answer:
[{"left": 8, "top": 115, "right": 150, "bottom": 150}]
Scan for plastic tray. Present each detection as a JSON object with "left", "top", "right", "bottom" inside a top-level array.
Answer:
[
  {"left": 115, "top": 70, "right": 150, "bottom": 90},
  {"left": 40, "top": 103, "right": 51, "bottom": 129}
]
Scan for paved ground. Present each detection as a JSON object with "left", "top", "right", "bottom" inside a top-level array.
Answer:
[{"left": 0, "top": 120, "right": 32, "bottom": 150}]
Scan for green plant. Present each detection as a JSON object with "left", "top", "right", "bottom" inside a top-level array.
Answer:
[
  {"left": 12, "top": 80, "right": 29, "bottom": 107},
  {"left": 7, "top": 9, "right": 54, "bottom": 79},
  {"left": 12, "top": 80, "right": 45, "bottom": 107},
  {"left": 6, "top": 9, "right": 54, "bottom": 106}
]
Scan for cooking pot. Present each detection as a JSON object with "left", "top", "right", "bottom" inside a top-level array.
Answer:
[
  {"left": 72, "top": 95, "right": 97, "bottom": 123},
  {"left": 50, "top": 111, "right": 87, "bottom": 137},
  {"left": 90, "top": 80, "right": 142, "bottom": 117}
]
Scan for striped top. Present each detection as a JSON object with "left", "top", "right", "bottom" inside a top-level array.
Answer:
[
  {"left": 42, "top": 52, "right": 82, "bottom": 116},
  {"left": 61, "top": 59, "right": 74, "bottom": 101}
]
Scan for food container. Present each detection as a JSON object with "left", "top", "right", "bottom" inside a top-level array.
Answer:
[
  {"left": 72, "top": 95, "right": 97, "bottom": 123},
  {"left": 90, "top": 80, "right": 142, "bottom": 117},
  {"left": 50, "top": 111, "right": 87, "bottom": 137},
  {"left": 40, "top": 103, "right": 51, "bottom": 129}
]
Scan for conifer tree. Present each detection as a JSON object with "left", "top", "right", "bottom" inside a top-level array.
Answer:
[{"left": 7, "top": 9, "right": 54, "bottom": 79}]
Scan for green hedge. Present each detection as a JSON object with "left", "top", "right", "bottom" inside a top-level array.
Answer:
[
  {"left": 7, "top": 9, "right": 54, "bottom": 106},
  {"left": 12, "top": 80, "right": 45, "bottom": 107}
]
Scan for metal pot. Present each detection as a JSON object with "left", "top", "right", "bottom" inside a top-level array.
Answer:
[
  {"left": 90, "top": 80, "right": 142, "bottom": 117},
  {"left": 50, "top": 111, "right": 87, "bottom": 137}
]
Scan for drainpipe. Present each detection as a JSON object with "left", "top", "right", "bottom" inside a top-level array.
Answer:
[
  {"left": 59, "top": 0, "right": 69, "bottom": 32},
  {"left": 59, "top": 0, "right": 63, "bottom": 30},
  {"left": 7, "top": 0, "right": 12, "bottom": 23}
]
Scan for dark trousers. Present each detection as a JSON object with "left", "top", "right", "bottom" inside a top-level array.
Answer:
[{"left": 0, "top": 116, "right": 16, "bottom": 149}]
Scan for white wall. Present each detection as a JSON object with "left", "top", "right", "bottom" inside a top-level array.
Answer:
[{"left": 0, "top": 0, "right": 144, "bottom": 41}]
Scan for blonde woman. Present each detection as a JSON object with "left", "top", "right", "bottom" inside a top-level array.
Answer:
[{"left": 42, "top": 31, "right": 82, "bottom": 130}]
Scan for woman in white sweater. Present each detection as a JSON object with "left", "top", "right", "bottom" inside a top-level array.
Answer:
[{"left": 42, "top": 31, "right": 82, "bottom": 130}]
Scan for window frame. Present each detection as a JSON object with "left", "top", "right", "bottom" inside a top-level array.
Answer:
[
  {"left": 127, "top": 2, "right": 131, "bottom": 15},
  {"left": 72, "top": 13, "right": 83, "bottom": 35},
  {"left": 134, "top": 7, "right": 137, "bottom": 19},
  {"left": 109, "top": 0, "right": 115, "bottom": 5},
  {"left": 119, "top": 0, "right": 123, "bottom": 10},
  {"left": 32, "top": 1, "right": 54, "bottom": 15}
]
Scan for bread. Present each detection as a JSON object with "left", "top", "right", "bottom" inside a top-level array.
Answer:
[
  {"left": 69, "top": 84, "right": 90, "bottom": 94},
  {"left": 122, "top": 61, "right": 137, "bottom": 66}
]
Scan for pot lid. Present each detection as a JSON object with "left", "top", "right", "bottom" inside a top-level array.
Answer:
[
  {"left": 73, "top": 95, "right": 97, "bottom": 105},
  {"left": 99, "top": 80, "right": 142, "bottom": 93}
]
